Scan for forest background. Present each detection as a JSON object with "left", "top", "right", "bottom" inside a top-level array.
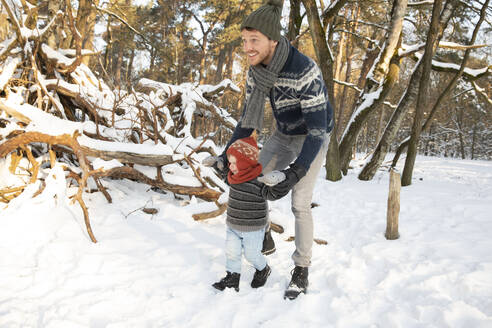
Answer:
[
  {"left": 0, "top": 2, "right": 491, "bottom": 324},
  {"left": 29, "top": 0, "right": 490, "bottom": 173},
  {"left": 0, "top": 0, "right": 491, "bottom": 205}
]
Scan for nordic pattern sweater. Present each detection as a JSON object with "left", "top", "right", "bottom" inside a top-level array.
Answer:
[
  {"left": 226, "top": 179, "right": 268, "bottom": 232},
  {"left": 227, "top": 44, "right": 334, "bottom": 171}
]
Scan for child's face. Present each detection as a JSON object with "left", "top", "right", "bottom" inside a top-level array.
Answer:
[{"left": 228, "top": 155, "right": 238, "bottom": 174}]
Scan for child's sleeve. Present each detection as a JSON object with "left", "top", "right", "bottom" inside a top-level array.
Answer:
[{"left": 260, "top": 183, "right": 290, "bottom": 201}]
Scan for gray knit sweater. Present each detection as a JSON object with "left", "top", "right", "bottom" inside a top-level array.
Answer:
[{"left": 226, "top": 178, "right": 268, "bottom": 232}]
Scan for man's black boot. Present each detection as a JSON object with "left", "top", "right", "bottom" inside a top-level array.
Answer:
[
  {"left": 284, "top": 266, "right": 308, "bottom": 300},
  {"left": 212, "top": 271, "right": 240, "bottom": 292},
  {"left": 261, "top": 228, "right": 276, "bottom": 255},
  {"left": 251, "top": 264, "right": 271, "bottom": 288}
]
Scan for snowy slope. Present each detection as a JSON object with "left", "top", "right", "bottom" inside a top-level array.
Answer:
[{"left": 1, "top": 156, "right": 491, "bottom": 328}]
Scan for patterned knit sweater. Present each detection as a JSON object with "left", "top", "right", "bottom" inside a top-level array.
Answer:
[
  {"left": 226, "top": 178, "right": 269, "bottom": 232},
  {"left": 227, "top": 44, "right": 334, "bottom": 171}
]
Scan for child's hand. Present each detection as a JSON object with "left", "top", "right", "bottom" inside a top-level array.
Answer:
[{"left": 258, "top": 170, "right": 286, "bottom": 186}]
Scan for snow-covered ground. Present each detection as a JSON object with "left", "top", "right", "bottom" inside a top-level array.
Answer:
[{"left": 1, "top": 155, "right": 491, "bottom": 328}]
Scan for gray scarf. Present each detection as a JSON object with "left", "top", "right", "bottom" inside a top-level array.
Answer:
[{"left": 240, "top": 36, "right": 290, "bottom": 131}]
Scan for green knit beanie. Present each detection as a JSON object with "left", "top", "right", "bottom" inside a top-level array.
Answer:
[{"left": 241, "top": 0, "right": 283, "bottom": 41}]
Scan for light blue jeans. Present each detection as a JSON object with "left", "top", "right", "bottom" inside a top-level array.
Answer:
[
  {"left": 225, "top": 226, "right": 267, "bottom": 274},
  {"left": 259, "top": 131, "right": 330, "bottom": 267}
]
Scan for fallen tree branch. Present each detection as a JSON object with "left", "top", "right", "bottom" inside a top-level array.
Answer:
[
  {"left": 472, "top": 81, "right": 492, "bottom": 106},
  {"left": 79, "top": 145, "right": 175, "bottom": 167},
  {"left": 93, "top": 166, "right": 221, "bottom": 202},
  {"left": 0, "top": 131, "right": 98, "bottom": 242},
  {"left": 0, "top": 99, "right": 31, "bottom": 123},
  {"left": 192, "top": 202, "right": 227, "bottom": 221},
  {"left": 0, "top": 0, "right": 24, "bottom": 45},
  {"left": 195, "top": 102, "right": 235, "bottom": 131},
  {"left": 61, "top": 0, "right": 82, "bottom": 74}
]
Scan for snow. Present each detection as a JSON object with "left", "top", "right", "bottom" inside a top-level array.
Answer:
[
  {"left": 0, "top": 56, "right": 21, "bottom": 90},
  {"left": 1, "top": 155, "right": 491, "bottom": 327},
  {"left": 431, "top": 60, "right": 490, "bottom": 77},
  {"left": 342, "top": 87, "right": 383, "bottom": 140},
  {"left": 408, "top": 1, "right": 434, "bottom": 5},
  {"left": 92, "top": 158, "right": 123, "bottom": 170},
  {"left": 0, "top": 37, "right": 17, "bottom": 57},
  {"left": 399, "top": 42, "right": 426, "bottom": 56},
  {"left": 198, "top": 79, "right": 241, "bottom": 94},
  {"left": 79, "top": 136, "right": 174, "bottom": 157},
  {"left": 411, "top": 51, "right": 490, "bottom": 77},
  {"left": 41, "top": 44, "right": 75, "bottom": 65}
]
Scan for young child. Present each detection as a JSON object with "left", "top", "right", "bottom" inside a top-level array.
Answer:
[{"left": 212, "top": 132, "right": 284, "bottom": 292}]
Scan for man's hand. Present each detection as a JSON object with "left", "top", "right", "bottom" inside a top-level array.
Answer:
[
  {"left": 261, "top": 163, "right": 306, "bottom": 200},
  {"left": 202, "top": 154, "right": 229, "bottom": 181}
]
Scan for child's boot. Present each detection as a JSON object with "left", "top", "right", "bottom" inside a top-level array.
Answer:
[
  {"left": 251, "top": 264, "right": 271, "bottom": 288},
  {"left": 212, "top": 271, "right": 240, "bottom": 292}
]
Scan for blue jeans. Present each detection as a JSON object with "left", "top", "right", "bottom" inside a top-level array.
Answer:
[{"left": 225, "top": 226, "right": 267, "bottom": 274}]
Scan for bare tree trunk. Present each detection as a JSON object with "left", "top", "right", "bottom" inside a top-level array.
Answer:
[
  {"left": 337, "top": 4, "right": 359, "bottom": 139},
  {"left": 104, "top": 16, "right": 112, "bottom": 73},
  {"left": 76, "top": 0, "right": 98, "bottom": 65},
  {"left": 334, "top": 22, "right": 346, "bottom": 102},
  {"left": 356, "top": 29, "right": 381, "bottom": 91},
  {"left": 176, "top": 30, "right": 185, "bottom": 84},
  {"left": 385, "top": 168, "right": 401, "bottom": 240},
  {"left": 215, "top": 46, "right": 226, "bottom": 84},
  {"left": 199, "top": 32, "right": 208, "bottom": 84},
  {"left": 126, "top": 48, "right": 135, "bottom": 86},
  {"left": 302, "top": 0, "right": 346, "bottom": 181},
  {"left": 339, "top": 28, "right": 380, "bottom": 140},
  {"left": 224, "top": 40, "right": 240, "bottom": 79},
  {"left": 454, "top": 107, "right": 467, "bottom": 159},
  {"left": 115, "top": 43, "right": 124, "bottom": 88},
  {"left": 339, "top": 0, "right": 408, "bottom": 174},
  {"left": 287, "top": 0, "right": 302, "bottom": 47},
  {"left": 470, "top": 123, "right": 477, "bottom": 160},
  {"left": 389, "top": 0, "right": 488, "bottom": 167},
  {"left": 401, "top": 0, "right": 443, "bottom": 186},
  {"left": 214, "top": 12, "right": 236, "bottom": 84},
  {"left": 46, "top": 1, "right": 62, "bottom": 48},
  {"left": 359, "top": 0, "right": 459, "bottom": 180},
  {"left": 376, "top": 106, "right": 386, "bottom": 145},
  {"left": 367, "top": 0, "right": 408, "bottom": 90}
]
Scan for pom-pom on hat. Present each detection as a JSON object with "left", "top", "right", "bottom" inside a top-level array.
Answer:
[{"left": 240, "top": 0, "right": 284, "bottom": 41}]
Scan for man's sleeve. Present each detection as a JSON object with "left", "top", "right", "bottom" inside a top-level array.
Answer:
[{"left": 294, "top": 63, "right": 332, "bottom": 171}]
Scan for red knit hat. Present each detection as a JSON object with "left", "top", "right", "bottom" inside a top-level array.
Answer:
[{"left": 226, "top": 135, "right": 262, "bottom": 184}]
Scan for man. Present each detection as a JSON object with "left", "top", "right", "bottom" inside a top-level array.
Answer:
[{"left": 205, "top": 0, "right": 334, "bottom": 300}]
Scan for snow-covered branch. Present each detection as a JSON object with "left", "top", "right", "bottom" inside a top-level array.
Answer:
[
  {"left": 438, "top": 41, "right": 489, "bottom": 50},
  {"left": 0, "top": 3, "right": 242, "bottom": 242},
  {"left": 408, "top": 1, "right": 434, "bottom": 7},
  {"left": 0, "top": 0, "right": 24, "bottom": 44},
  {"left": 472, "top": 82, "right": 492, "bottom": 106},
  {"left": 333, "top": 79, "right": 362, "bottom": 93}
]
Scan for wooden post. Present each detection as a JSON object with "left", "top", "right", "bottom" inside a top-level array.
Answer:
[{"left": 385, "top": 168, "right": 401, "bottom": 240}]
